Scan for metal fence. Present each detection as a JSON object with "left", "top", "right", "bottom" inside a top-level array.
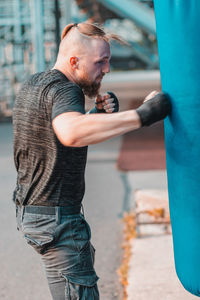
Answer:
[
  {"left": 0, "top": 0, "right": 77, "bottom": 118},
  {"left": 0, "top": 0, "right": 156, "bottom": 119}
]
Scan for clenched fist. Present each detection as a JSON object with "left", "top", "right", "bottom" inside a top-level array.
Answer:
[
  {"left": 136, "top": 91, "right": 171, "bottom": 126},
  {"left": 88, "top": 92, "right": 119, "bottom": 114}
]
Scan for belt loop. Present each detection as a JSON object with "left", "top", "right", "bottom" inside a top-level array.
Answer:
[
  {"left": 55, "top": 206, "right": 61, "bottom": 224},
  {"left": 21, "top": 206, "right": 25, "bottom": 223},
  {"left": 81, "top": 204, "right": 85, "bottom": 218}
]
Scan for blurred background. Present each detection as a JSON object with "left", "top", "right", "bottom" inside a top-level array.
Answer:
[{"left": 0, "top": 0, "right": 160, "bottom": 118}]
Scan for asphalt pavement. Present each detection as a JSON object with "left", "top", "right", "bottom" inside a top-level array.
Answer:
[
  {"left": 0, "top": 122, "right": 124, "bottom": 300},
  {"left": 0, "top": 122, "right": 197, "bottom": 300}
]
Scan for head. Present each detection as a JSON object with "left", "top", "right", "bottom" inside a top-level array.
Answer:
[{"left": 54, "top": 23, "right": 124, "bottom": 98}]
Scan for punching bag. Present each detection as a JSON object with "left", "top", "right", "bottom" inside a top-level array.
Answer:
[{"left": 153, "top": 1, "right": 200, "bottom": 296}]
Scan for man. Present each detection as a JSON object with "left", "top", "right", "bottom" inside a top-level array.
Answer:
[{"left": 13, "top": 22, "right": 171, "bottom": 300}]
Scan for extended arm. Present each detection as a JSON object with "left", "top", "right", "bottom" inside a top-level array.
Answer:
[
  {"left": 52, "top": 109, "right": 141, "bottom": 147},
  {"left": 52, "top": 91, "right": 171, "bottom": 147}
]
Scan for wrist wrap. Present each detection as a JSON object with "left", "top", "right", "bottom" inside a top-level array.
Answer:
[
  {"left": 88, "top": 92, "right": 119, "bottom": 114},
  {"left": 136, "top": 92, "right": 171, "bottom": 126},
  {"left": 107, "top": 92, "right": 119, "bottom": 113}
]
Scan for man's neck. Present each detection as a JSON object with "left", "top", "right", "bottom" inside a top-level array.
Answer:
[{"left": 52, "top": 65, "right": 76, "bottom": 84}]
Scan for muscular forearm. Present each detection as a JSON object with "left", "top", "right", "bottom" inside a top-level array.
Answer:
[
  {"left": 52, "top": 92, "right": 171, "bottom": 148},
  {"left": 53, "top": 110, "right": 141, "bottom": 147}
]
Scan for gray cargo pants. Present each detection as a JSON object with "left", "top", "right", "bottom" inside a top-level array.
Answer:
[{"left": 16, "top": 205, "right": 99, "bottom": 300}]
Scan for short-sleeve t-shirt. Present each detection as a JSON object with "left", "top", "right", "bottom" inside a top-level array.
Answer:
[{"left": 13, "top": 69, "right": 88, "bottom": 207}]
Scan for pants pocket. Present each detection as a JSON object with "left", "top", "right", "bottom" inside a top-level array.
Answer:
[
  {"left": 61, "top": 271, "right": 99, "bottom": 300},
  {"left": 71, "top": 216, "right": 91, "bottom": 253},
  {"left": 22, "top": 213, "right": 55, "bottom": 254},
  {"left": 90, "top": 243, "right": 96, "bottom": 266}
]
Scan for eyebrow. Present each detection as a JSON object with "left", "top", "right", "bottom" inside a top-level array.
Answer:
[{"left": 96, "top": 55, "right": 111, "bottom": 61}]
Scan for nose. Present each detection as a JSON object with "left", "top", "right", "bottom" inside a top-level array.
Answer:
[{"left": 103, "top": 61, "right": 110, "bottom": 74}]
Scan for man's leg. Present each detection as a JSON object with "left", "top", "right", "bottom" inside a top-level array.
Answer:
[
  {"left": 42, "top": 244, "right": 99, "bottom": 300},
  {"left": 16, "top": 207, "right": 99, "bottom": 300}
]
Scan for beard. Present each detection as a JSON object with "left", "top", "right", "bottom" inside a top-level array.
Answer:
[{"left": 78, "top": 78, "right": 101, "bottom": 98}]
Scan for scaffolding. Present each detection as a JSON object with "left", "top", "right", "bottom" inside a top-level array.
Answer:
[
  {"left": 0, "top": 0, "right": 157, "bottom": 119},
  {"left": 0, "top": 0, "right": 75, "bottom": 118}
]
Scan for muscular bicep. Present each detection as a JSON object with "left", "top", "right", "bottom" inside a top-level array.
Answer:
[{"left": 52, "top": 111, "right": 83, "bottom": 146}]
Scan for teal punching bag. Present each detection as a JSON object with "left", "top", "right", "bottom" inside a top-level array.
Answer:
[{"left": 154, "top": 0, "right": 200, "bottom": 296}]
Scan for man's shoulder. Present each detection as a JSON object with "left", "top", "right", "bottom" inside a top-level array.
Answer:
[
  {"left": 15, "top": 69, "right": 84, "bottom": 108},
  {"left": 26, "top": 69, "right": 65, "bottom": 87},
  {"left": 39, "top": 69, "right": 84, "bottom": 97},
  {"left": 21, "top": 69, "right": 66, "bottom": 87},
  {"left": 17, "top": 69, "right": 70, "bottom": 99}
]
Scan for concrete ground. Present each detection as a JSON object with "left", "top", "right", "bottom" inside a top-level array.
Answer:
[
  {"left": 0, "top": 121, "right": 198, "bottom": 300},
  {"left": 0, "top": 123, "right": 124, "bottom": 300},
  {"left": 126, "top": 171, "right": 199, "bottom": 300},
  {"left": 127, "top": 235, "right": 198, "bottom": 300}
]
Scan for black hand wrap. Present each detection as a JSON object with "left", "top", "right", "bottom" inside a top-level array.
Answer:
[
  {"left": 136, "top": 92, "right": 171, "bottom": 126},
  {"left": 88, "top": 92, "right": 119, "bottom": 114},
  {"left": 88, "top": 106, "right": 103, "bottom": 114},
  {"left": 107, "top": 92, "right": 119, "bottom": 113}
]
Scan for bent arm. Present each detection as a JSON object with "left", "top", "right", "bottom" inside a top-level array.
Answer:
[{"left": 52, "top": 110, "right": 141, "bottom": 147}]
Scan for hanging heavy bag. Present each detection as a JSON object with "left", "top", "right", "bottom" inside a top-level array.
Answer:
[{"left": 154, "top": 0, "right": 200, "bottom": 296}]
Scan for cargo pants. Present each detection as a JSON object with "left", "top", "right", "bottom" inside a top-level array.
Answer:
[{"left": 16, "top": 206, "right": 99, "bottom": 300}]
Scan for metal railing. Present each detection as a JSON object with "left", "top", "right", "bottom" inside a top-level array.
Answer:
[{"left": 0, "top": 0, "right": 157, "bottom": 119}]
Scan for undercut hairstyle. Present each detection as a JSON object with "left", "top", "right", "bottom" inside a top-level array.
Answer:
[{"left": 61, "top": 22, "right": 126, "bottom": 45}]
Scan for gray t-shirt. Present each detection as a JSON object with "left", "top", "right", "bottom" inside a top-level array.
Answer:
[{"left": 13, "top": 69, "right": 88, "bottom": 207}]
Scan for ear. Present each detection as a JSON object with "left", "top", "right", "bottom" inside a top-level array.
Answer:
[{"left": 69, "top": 56, "right": 78, "bottom": 69}]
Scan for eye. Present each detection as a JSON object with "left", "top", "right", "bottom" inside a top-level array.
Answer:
[{"left": 96, "top": 60, "right": 104, "bottom": 64}]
